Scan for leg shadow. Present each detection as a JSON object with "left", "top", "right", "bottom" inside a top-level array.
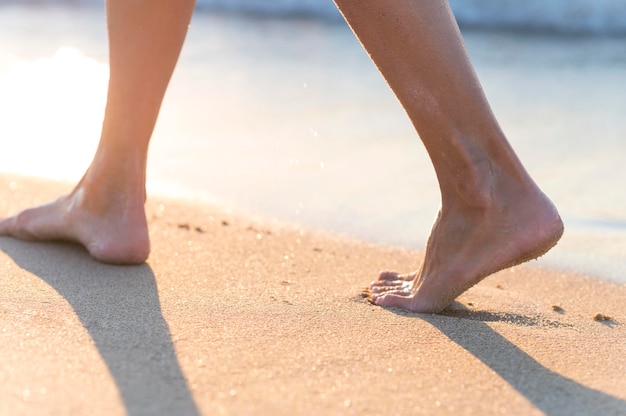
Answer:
[
  {"left": 0, "top": 238, "right": 199, "bottom": 416},
  {"left": 413, "top": 308, "right": 626, "bottom": 415}
]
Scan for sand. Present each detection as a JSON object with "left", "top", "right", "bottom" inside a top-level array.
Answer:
[{"left": 0, "top": 173, "right": 624, "bottom": 416}]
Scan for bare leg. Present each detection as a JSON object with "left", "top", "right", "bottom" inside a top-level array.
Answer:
[
  {"left": 0, "top": 0, "right": 195, "bottom": 264},
  {"left": 333, "top": 0, "right": 563, "bottom": 312}
]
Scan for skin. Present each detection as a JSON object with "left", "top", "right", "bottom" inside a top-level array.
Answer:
[
  {"left": 0, "top": 0, "right": 563, "bottom": 313},
  {"left": 0, "top": 0, "right": 196, "bottom": 264},
  {"left": 334, "top": 0, "right": 563, "bottom": 312}
]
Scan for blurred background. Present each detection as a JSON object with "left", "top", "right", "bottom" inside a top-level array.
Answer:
[{"left": 1, "top": 0, "right": 625, "bottom": 282}]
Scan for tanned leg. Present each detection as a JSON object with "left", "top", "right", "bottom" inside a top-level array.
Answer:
[
  {"left": 333, "top": 0, "right": 563, "bottom": 312},
  {"left": 0, "top": 0, "right": 196, "bottom": 264}
]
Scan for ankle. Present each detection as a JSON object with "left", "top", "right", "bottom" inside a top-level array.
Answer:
[{"left": 70, "top": 170, "right": 144, "bottom": 219}]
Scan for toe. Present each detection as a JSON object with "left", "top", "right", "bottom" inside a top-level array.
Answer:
[
  {"left": 10, "top": 210, "right": 42, "bottom": 240},
  {"left": 0, "top": 217, "right": 11, "bottom": 235},
  {"left": 370, "top": 281, "right": 411, "bottom": 295},
  {"left": 378, "top": 271, "right": 400, "bottom": 281},
  {"left": 0, "top": 215, "right": 24, "bottom": 239},
  {"left": 371, "top": 279, "right": 403, "bottom": 288},
  {"left": 371, "top": 285, "right": 413, "bottom": 302},
  {"left": 378, "top": 270, "right": 416, "bottom": 282},
  {"left": 375, "top": 291, "right": 443, "bottom": 314},
  {"left": 375, "top": 293, "right": 417, "bottom": 310}
]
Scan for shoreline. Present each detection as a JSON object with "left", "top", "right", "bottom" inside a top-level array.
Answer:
[
  {"left": 2, "top": 8, "right": 626, "bottom": 284},
  {"left": 1, "top": 173, "right": 624, "bottom": 415}
]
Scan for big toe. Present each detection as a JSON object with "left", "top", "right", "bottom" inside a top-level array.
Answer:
[
  {"left": 0, "top": 217, "right": 11, "bottom": 234},
  {"left": 375, "top": 292, "right": 439, "bottom": 313},
  {"left": 0, "top": 215, "right": 33, "bottom": 240},
  {"left": 375, "top": 293, "right": 414, "bottom": 309}
]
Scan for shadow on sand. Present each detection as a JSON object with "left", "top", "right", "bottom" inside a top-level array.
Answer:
[
  {"left": 395, "top": 306, "right": 626, "bottom": 415},
  {"left": 0, "top": 238, "right": 199, "bottom": 416}
]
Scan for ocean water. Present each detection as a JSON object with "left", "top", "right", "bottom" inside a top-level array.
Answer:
[
  {"left": 0, "top": 4, "right": 625, "bottom": 283},
  {"left": 5, "top": 0, "right": 626, "bottom": 34}
]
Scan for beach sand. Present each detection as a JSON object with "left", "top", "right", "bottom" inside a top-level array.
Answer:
[{"left": 0, "top": 173, "right": 624, "bottom": 415}]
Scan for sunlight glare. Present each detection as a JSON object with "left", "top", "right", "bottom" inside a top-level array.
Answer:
[{"left": 0, "top": 47, "right": 108, "bottom": 180}]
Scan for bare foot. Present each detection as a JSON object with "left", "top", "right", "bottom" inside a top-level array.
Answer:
[
  {"left": 370, "top": 189, "right": 564, "bottom": 313},
  {"left": 0, "top": 176, "right": 150, "bottom": 265}
]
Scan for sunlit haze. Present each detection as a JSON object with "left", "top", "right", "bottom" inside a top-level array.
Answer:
[{"left": 0, "top": 47, "right": 108, "bottom": 180}]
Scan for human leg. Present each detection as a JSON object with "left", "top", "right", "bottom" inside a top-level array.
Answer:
[
  {"left": 333, "top": 0, "right": 563, "bottom": 312},
  {"left": 0, "top": 0, "right": 195, "bottom": 264}
]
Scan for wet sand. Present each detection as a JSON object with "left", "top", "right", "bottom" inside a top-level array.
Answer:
[{"left": 0, "top": 173, "right": 625, "bottom": 415}]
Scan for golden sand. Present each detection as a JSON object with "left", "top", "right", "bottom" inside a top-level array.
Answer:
[{"left": 1, "top": 174, "right": 624, "bottom": 415}]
